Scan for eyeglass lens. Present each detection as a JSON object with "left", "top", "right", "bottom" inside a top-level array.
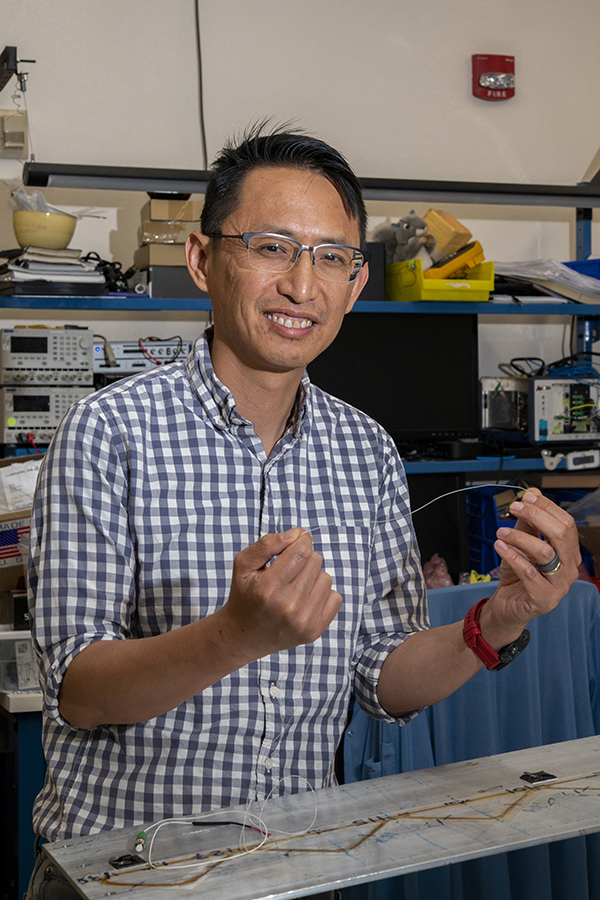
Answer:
[{"left": 246, "top": 234, "right": 361, "bottom": 283}]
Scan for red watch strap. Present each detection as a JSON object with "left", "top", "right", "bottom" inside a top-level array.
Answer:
[{"left": 462, "top": 598, "right": 501, "bottom": 670}]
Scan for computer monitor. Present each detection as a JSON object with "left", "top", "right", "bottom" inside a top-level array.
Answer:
[{"left": 307, "top": 311, "right": 480, "bottom": 448}]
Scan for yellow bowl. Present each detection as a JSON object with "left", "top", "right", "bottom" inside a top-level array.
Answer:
[{"left": 12, "top": 210, "right": 77, "bottom": 250}]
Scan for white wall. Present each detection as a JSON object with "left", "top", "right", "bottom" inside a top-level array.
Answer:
[
  {"left": 0, "top": 0, "right": 598, "bottom": 360},
  {"left": 2, "top": 0, "right": 594, "bottom": 181}
]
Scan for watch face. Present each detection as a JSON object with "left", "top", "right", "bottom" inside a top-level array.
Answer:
[{"left": 495, "top": 629, "right": 531, "bottom": 670}]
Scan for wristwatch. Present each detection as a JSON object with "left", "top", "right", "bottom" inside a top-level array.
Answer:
[{"left": 463, "top": 598, "right": 530, "bottom": 670}]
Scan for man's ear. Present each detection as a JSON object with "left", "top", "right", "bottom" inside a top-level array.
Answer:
[
  {"left": 344, "top": 260, "right": 369, "bottom": 314},
  {"left": 185, "top": 231, "right": 211, "bottom": 292}
]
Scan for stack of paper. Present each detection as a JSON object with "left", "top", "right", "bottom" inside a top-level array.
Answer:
[
  {"left": 0, "top": 246, "right": 106, "bottom": 295},
  {"left": 0, "top": 457, "right": 42, "bottom": 515},
  {"left": 494, "top": 259, "right": 600, "bottom": 304}
]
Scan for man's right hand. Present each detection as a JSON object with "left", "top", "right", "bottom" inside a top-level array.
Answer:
[
  {"left": 219, "top": 528, "right": 342, "bottom": 659},
  {"left": 59, "top": 528, "right": 340, "bottom": 729}
]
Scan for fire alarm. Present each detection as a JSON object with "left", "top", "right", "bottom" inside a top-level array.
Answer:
[{"left": 472, "top": 54, "right": 515, "bottom": 101}]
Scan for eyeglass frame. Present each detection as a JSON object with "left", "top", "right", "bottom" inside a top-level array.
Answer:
[{"left": 204, "top": 232, "right": 370, "bottom": 283}]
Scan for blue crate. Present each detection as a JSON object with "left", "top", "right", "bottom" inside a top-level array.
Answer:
[
  {"left": 563, "top": 259, "right": 600, "bottom": 279},
  {"left": 466, "top": 486, "right": 516, "bottom": 575},
  {"left": 468, "top": 485, "right": 597, "bottom": 578}
]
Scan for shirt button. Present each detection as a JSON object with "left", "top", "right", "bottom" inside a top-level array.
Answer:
[
  {"left": 269, "top": 684, "right": 279, "bottom": 698},
  {"left": 264, "top": 758, "right": 273, "bottom": 770}
]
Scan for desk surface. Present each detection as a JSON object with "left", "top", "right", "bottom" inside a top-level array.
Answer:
[{"left": 45, "top": 736, "right": 600, "bottom": 900}]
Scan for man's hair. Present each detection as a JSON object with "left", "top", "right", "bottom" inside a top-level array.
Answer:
[{"left": 200, "top": 122, "right": 367, "bottom": 245}]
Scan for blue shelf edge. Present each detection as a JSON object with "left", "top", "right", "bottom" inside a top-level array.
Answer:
[
  {"left": 0, "top": 295, "right": 213, "bottom": 311},
  {"left": 403, "top": 456, "right": 562, "bottom": 474},
  {"left": 1, "top": 296, "right": 600, "bottom": 314},
  {"left": 353, "top": 301, "right": 600, "bottom": 315}
]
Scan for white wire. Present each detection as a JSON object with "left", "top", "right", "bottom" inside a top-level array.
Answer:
[
  {"left": 267, "top": 644, "right": 315, "bottom": 749},
  {"left": 145, "top": 808, "right": 271, "bottom": 871},
  {"left": 9, "top": 86, "right": 34, "bottom": 161},
  {"left": 138, "top": 777, "right": 318, "bottom": 882},
  {"left": 411, "top": 482, "right": 514, "bottom": 515},
  {"left": 259, "top": 775, "right": 319, "bottom": 838}
]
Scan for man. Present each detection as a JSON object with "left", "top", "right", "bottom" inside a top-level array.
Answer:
[{"left": 26, "top": 126, "right": 579, "bottom": 897}]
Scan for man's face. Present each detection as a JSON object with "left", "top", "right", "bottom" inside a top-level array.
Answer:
[{"left": 187, "top": 166, "right": 368, "bottom": 378}]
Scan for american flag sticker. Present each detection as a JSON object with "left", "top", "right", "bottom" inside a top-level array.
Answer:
[{"left": 0, "top": 519, "right": 30, "bottom": 567}]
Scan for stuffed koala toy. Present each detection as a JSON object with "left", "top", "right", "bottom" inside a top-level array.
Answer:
[{"left": 373, "top": 211, "right": 437, "bottom": 267}]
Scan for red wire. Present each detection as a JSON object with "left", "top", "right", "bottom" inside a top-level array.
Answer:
[
  {"left": 26, "top": 432, "right": 39, "bottom": 453},
  {"left": 138, "top": 337, "right": 162, "bottom": 365}
]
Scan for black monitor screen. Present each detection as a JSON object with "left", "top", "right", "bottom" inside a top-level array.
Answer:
[
  {"left": 307, "top": 312, "right": 479, "bottom": 446},
  {"left": 11, "top": 335, "right": 48, "bottom": 353}
]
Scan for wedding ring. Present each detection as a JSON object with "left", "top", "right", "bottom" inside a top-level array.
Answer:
[{"left": 537, "top": 552, "right": 561, "bottom": 575}]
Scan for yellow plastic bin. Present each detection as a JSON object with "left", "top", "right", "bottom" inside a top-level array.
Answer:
[{"left": 386, "top": 258, "right": 495, "bottom": 302}]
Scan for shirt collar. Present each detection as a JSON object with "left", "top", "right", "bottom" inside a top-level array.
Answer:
[{"left": 187, "top": 326, "right": 310, "bottom": 439}]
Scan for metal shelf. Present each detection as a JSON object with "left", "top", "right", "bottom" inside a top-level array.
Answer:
[
  {"left": 6, "top": 175, "right": 600, "bottom": 311},
  {"left": 355, "top": 300, "right": 600, "bottom": 315},
  {"left": 403, "top": 456, "right": 554, "bottom": 474},
  {"left": 0, "top": 294, "right": 213, "bottom": 311},
  {"left": 23, "top": 162, "right": 600, "bottom": 208},
  {"left": 2, "top": 296, "right": 600, "bottom": 315},
  {"left": 359, "top": 176, "right": 600, "bottom": 208},
  {"left": 0, "top": 294, "right": 600, "bottom": 318}
]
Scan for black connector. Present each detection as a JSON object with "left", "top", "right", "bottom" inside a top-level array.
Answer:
[{"left": 0, "top": 46, "right": 17, "bottom": 93}]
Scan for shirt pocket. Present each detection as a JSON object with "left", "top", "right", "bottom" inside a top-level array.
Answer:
[{"left": 307, "top": 522, "right": 372, "bottom": 637}]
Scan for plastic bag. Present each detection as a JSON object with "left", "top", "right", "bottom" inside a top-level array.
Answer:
[
  {"left": 494, "top": 259, "right": 600, "bottom": 298},
  {"left": 6, "top": 184, "right": 104, "bottom": 219},
  {"left": 9, "top": 185, "right": 58, "bottom": 213},
  {"left": 566, "top": 487, "right": 600, "bottom": 527},
  {"left": 423, "top": 553, "right": 454, "bottom": 589},
  {"left": 565, "top": 488, "right": 600, "bottom": 571}
]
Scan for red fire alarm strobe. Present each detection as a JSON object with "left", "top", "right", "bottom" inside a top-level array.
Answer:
[{"left": 472, "top": 54, "right": 515, "bottom": 101}]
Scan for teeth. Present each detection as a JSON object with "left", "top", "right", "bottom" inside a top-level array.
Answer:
[{"left": 265, "top": 314, "right": 312, "bottom": 329}]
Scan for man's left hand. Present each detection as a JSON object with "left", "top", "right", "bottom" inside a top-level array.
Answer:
[
  {"left": 480, "top": 488, "right": 581, "bottom": 647},
  {"left": 378, "top": 488, "right": 581, "bottom": 717}
]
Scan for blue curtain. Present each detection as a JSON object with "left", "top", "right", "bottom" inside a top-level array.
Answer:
[{"left": 342, "top": 580, "right": 600, "bottom": 900}]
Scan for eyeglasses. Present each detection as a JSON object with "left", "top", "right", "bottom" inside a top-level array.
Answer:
[{"left": 205, "top": 232, "right": 369, "bottom": 283}]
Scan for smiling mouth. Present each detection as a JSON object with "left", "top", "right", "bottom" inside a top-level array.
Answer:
[{"left": 264, "top": 313, "right": 314, "bottom": 329}]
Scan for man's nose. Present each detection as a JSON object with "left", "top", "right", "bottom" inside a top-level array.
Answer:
[{"left": 278, "top": 248, "right": 320, "bottom": 302}]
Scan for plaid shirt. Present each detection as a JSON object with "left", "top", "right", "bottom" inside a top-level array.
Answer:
[{"left": 28, "top": 329, "right": 428, "bottom": 841}]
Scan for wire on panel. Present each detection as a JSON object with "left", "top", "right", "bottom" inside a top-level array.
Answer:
[{"left": 194, "top": 0, "right": 209, "bottom": 169}]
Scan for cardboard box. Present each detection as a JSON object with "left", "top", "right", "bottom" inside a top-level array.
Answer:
[
  {"left": 139, "top": 220, "right": 197, "bottom": 245},
  {"left": 424, "top": 209, "right": 472, "bottom": 256},
  {"left": 528, "top": 472, "right": 600, "bottom": 489},
  {"left": 133, "top": 243, "right": 187, "bottom": 269},
  {"left": 491, "top": 487, "right": 520, "bottom": 516},
  {"left": 140, "top": 199, "right": 204, "bottom": 223}
]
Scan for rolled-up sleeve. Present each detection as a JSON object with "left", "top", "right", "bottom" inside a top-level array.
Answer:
[
  {"left": 352, "top": 442, "right": 429, "bottom": 724},
  {"left": 27, "top": 401, "right": 135, "bottom": 724}
]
